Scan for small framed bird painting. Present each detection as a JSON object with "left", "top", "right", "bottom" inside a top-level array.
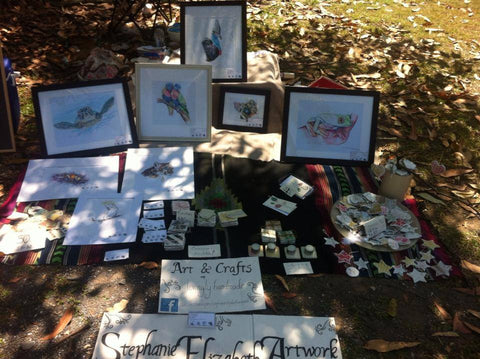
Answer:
[
  {"left": 31, "top": 78, "right": 138, "bottom": 157},
  {"left": 135, "top": 63, "right": 212, "bottom": 142},
  {"left": 280, "top": 87, "right": 380, "bottom": 166},
  {"left": 217, "top": 86, "right": 270, "bottom": 133},
  {"left": 181, "top": 1, "right": 247, "bottom": 82}
]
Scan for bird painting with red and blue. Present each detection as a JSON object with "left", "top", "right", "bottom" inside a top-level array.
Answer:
[
  {"left": 157, "top": 82, "right": 191, "bottom": 123},
  {"left": 202, "top": 19, "right": 222, "bottom": 62}
]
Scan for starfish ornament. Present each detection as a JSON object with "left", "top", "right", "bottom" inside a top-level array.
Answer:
[
  {"left": 422, "top": 239, "right": 440, "bottom": 251},
  {"left": 324, "top": 236, "right": 339, "bottom": 247},
  {"left": 420, "top": 250, "right": 435, "bottom": 263},
  {"left": 334, "top": 250, "right": 353, "bottom": 264},
  {"left": 407, "top": 268, "right": 427, "bottom": 283},
  {"left": 354, "top": 257, "right": 369, "bottom": 271},
  {"left": 402, "top": 257, "right": 416, "bottom": 267},
  {"left": 373, "top": 260, "right": 392, "bottom": 276},
  {"left": 431, "top": 261, "right": 452, "bottom": 277},
  {"left": 392, "top": 264, "right": 406, "bottom": 276},
  {"left": 415, "top": 260, "right": 430, "bottom": 271}
]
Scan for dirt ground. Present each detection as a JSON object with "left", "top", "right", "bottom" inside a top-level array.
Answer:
[{"left": 1, "top": 1, "right": 480, "bottom": 358}]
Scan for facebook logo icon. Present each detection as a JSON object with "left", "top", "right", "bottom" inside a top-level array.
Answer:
[{"left": 160, "top": 298, "right": 179, "bottom": 312}]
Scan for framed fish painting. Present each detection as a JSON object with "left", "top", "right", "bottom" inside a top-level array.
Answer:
[
  {"left": 280, "top": 87, "right": 379, "bottom": 166},
  {"left": 31, "top": 78, "right": 138, "bottom": 157},
  {"left": 180, "top": 1, "right": 247, "bottom": 82},
  {"left": 135, "top": 63, "right": 212, "bottom": 142},
  {"left": 217, "top": 86, "right": 270, "bottom": 133}
]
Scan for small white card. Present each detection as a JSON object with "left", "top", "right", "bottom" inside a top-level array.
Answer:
[
  {"left": 176, "top": 209, "right": 196, "bottom": 227},
  {"left": 104, "top": 248, "right": 129, "bottom": 262},
  {"left": 142, "top": 230, "right": 167, "bottom": 243},
  {"left": 143, "top": 200, "right": 165, "bottom": 210},
  {"left": 143, "top": 209, "right": 165, "bottom": 219},
  {"left": 138, "top": 218, "right": 166, "bottom": 230},
  {"left": 283, "top": 261, "right": 314, "bottom": 275},
  {"left": 362, "top": 215, "right": 387, "bottom": 238},
  {"left": 188, "top": 244, "right": 221, "bottom": 258},
  {"left": 188, "top": 312, "right": 215, "bottom": 328}
]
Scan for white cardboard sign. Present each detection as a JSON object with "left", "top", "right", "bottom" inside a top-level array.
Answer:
[
  {"left": 159, "top": 257, "right": 265, "bottom": 313},
  {"left": 92, "top": 313, "right": 342, "bottom": 359}
]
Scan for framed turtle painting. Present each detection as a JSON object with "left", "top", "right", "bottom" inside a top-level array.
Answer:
[
  {"left": 280, "top": 87, "right": 379, "bottom": 166},
  {"left": 180, "top": 1, "right": 247, "bottom": 82},
  {"left": 217, "top": 86, "right": 269, "bottom": 133},
  {"left": 31, "top": 78, "right": 138, "bottom": 158},
  {"left": 135, "top": 63, "right": 212, "bottom": 142}
]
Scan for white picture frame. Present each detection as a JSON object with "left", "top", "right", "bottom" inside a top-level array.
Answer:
[{"left": 135, "top": 63, "right": 212, "bottom": 142}]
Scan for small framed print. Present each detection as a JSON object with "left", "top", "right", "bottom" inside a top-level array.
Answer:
[
  {"left": 31, "top": 78, "right": 138, "bottom": 157},
  {"left": 181, "top": 1, "right": 247, "bottom": 82},
  {"left": 217, "top": 86, "right": 269, "bottom": 133},
  {"left": 281, "top": 87, "right": 379, "bottom": 166},
  {"left": 135, "top": 63, "right": 212, "bottom": 142}
]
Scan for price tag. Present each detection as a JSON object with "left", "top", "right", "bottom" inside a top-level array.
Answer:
[
  {"left": 144, "top": 209, "right": 165, "bottom": 219},
  {"left": 142, "top": 230, "right": 167, "bottom": 243},
  {"left": 138, "top": 218, "right": 166, "bottom": 230},
  {"left": 190, "top": 128, "right": 206, "bottom": 138},
  {"left": 188, "top": 312, "right": 215, "bottom": 328},
  {"left": 143, "top": 200, "right": 165, "bottom": 210},
  {"left": 104, "top": 248, "right": 129, "bottom": 262}
]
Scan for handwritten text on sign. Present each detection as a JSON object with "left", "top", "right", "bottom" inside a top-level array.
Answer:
[
  {"left": 159, "top": 257, "right": 265, "bottom": 314},
  {"left": 92, "top": 313, "right": 342, "bottom": 359}
]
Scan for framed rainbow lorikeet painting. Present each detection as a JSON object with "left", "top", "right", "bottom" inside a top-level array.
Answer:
[
  {"left": 217, "top": 86, "right": 270, "bottom": 133},
  {"left": 135, "top": 63, "right": 212, "bottom": 142},
  {"left": 281, "top": 87, "right": 380, "bottom": 166},
  {"left": 180, "top": 1, "right": 247, "bottom": 83}
]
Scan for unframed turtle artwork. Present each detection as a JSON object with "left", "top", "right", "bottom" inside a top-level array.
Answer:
[
  {"left": 54, "top": 97, "right": 115, "bottom": 130},
  {"left": 234, "top": 99, "right": 258, "bottom": 121},
  {"left": 298, "top": 113, "right": 358, "bottom": 145}
]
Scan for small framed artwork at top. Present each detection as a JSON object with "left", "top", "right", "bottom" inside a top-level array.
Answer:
[
  {"left": 32, "top": 78, "right": 138, "bottom": 157},
  {"left": 181, "top": 1, "right": 247, "bottom": 82},
  {"left": 217, "top": 86, "right": 270, "bottom": 133},
  {"left": 135, "top": 63, "right": 212, "bottom": 142},
  {"left": 280, "top": 87, "right": 379, "bottom": 166}
]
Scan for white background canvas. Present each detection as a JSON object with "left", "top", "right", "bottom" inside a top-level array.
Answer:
[
  {"left": 17, "top": 156, "right": 119, "bottom": 202},
  {"left": 121, "top": 147, "right": 195, "bottom": 200}
]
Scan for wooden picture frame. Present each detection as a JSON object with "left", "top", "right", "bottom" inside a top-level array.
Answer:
[
  {"left": 217, "top": 86, "right": 269, "bottom": 133},
  {"left": 0, "top": 45, "right": 16, "bottom": 153},
  {"left": 180, "top": 0, "right": 247, "bottom": 83},
  {"left": 135, "top": 63, "right": 212, "bottom": 142},
  {"left": 281, "top": 87, "right": 379, "bottom": 166},
  {"left": 32, "top": 78, "right": 138, "bottom": 158}
]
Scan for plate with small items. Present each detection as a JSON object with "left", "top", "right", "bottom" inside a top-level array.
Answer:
[{"left": 330, "top": 192, "right": 421, "bottom": 252}]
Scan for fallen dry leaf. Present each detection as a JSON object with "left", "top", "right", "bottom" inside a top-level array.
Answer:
[
  {"left": 463, "top": 321, "right": 480, "bottom": 335},
  {"left": 282, "top": 292, "right": 298, "bottom": 299},
  {"left": 417, "top": 192, "right": 447, "bottom": 206},
  {"left": 453, "top": 312, "right": 472, "bottom": 334},
  {"left": 40, "top": 307, "right": 74, "bottom": 341},
  {"left": 139, "top": 261, "right": 159, "bottom": 270},
  {"left": 461, "top": 260, "right": 480, "bottom": 274},
  {"left": 467, "top": 309, "right": 480, "bottom": 320},
  {"left": 432, "top": 331, "right": 459, "bottom": 337},
  {"left": 454, "top": 287, "right": 480, "bottom": 296},
  {"left": 364, "top": 339, "right": 421, "bottom": 353},
  {"left": 387, "top": 298, "right": 397, "bottom": 317},
  {"left": 8, "top": 275, "right": 27, "bottom": 283},
  {"left": 433, "top": 301, "right": 452, "bottom": 321},
  {"left": 440, "top": 168, "right": 474, "bottom": 178},
  {"left": 264, "top": 293, "right": 278, "bottom": 313},
  {"left": 275, "top": 274, "right": 290, "bottom": 292},
  {"left": 107, "top": 299, "right": 129, "bottom": 313}
]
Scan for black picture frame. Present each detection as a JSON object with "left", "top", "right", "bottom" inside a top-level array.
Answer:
[
  {"left": 0, "top": 45, "right": 16, "bottom": 153},
  {"left": 280, "top": 87, "right": 379, "bottom": 166},
  {"left": 180, "top": 0, "right": 247, "bottom": 83},
  {"left": 217, "top": 86, "right": 270, "bottom": 133},
  {"left": 31, "top": 78, "right": 138, "bottom": 158}
]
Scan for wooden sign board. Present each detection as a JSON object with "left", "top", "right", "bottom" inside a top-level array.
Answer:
[{"left": 0, "top": 43, "right": 16, "bottom": 153}]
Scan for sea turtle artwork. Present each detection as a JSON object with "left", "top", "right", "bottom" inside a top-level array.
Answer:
[
  {"left": 141, "top": 161, "right": 174, "bottom": 179},
  {"left": 202, "top": 19, "right": 222, "bottom": 62},
  {"left": 54, "top": 97, "right": 115, "bottom": 129},
  {"left": 157, "top": 83, "right": 190, "bottom": 123},
  {"left": 51, "top": 172, "right": 88, "bottom": 185},
  {"left": 92, "top": 200, "right": 120, "bottom": 222},
  {"left": 234, "top": 99, "right": 258, "bottom": 121},
  {"left": 298, "top": 113, "right": 358, "bottom": 145}
]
